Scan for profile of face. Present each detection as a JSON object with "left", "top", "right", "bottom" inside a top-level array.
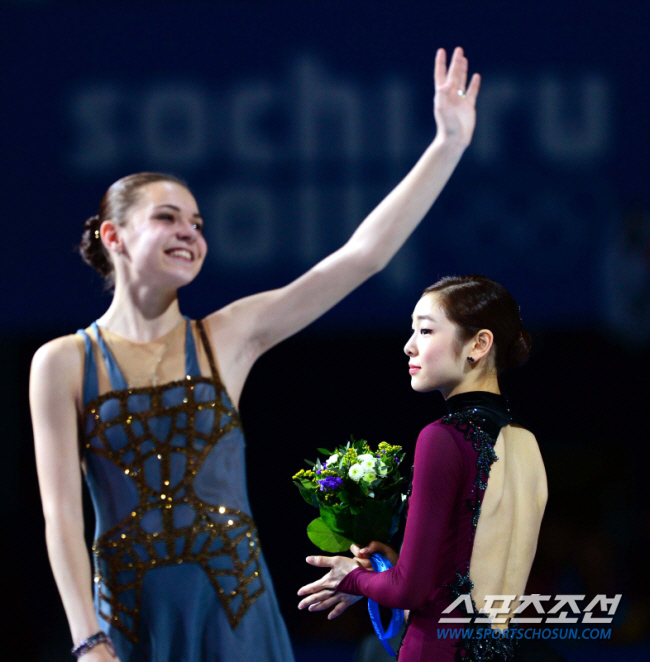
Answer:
[
  {"left": 404, "top": 293, "right": 474, "bottom": 397},
  {"left": 105, "top": 181, "right": 207, "bottom": 289}
]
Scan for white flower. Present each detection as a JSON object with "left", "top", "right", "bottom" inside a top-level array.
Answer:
[
  {"left": 361, "top": 471, "right": 377, "bottom": 483},
  {"left": 327, "top": 454, "right": 339, "bottom": 466},
  {"left": 378, "top": 461, "right": 389, "bottom": 477},
  {"left": 357, "top": 453, "right": 375, "bottom": 463},
  {"left": 360, "top": 458, "right": 376, "bottom": 472},
  {"left": 348, "top": 464, "right": 364, "bottom": 481}
]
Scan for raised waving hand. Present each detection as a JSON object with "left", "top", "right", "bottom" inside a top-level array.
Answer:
[{"left": 433, "top": 46, "right": 480, "bottom": 146}]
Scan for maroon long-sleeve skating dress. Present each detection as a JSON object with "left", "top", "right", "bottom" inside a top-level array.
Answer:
[{"left": 338, "top": 391, "right": 523, "bottom": 661}]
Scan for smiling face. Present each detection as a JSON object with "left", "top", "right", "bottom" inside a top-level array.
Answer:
[
  {"left": 114, "top": 181, "right": 207, "bottom": 289},
  {"left": 404, "top": 293, "right": 470, "bottom": 398}
]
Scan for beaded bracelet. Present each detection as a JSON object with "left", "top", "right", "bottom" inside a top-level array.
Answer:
[{"left": 71, "top": 631, "right": 115, "bottom": 658}]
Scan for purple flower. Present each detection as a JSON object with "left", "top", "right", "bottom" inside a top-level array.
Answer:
[{"left": 318, "top": 476, "right": 343, "bottom": 492}]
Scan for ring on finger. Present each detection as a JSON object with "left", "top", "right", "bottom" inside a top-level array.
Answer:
[{"left": 457, "top": 89, "right": 466, "bottom": 98}]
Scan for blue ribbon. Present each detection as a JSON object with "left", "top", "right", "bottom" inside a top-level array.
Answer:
[{"left": 367, "top": 552, "right": 404, "bottom": 656}]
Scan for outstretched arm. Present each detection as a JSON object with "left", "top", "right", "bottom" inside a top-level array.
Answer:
[{"left": 207, "top": 47, "right": 480, "bottom": 406}]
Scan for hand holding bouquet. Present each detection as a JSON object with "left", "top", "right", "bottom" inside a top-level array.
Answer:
[{"left": 293, "top": 439, "right": 407, "bottom": 552}]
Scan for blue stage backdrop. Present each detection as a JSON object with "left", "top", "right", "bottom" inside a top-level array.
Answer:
[{"left": 2, "top": 1, "right": 649, "bottom": 341}]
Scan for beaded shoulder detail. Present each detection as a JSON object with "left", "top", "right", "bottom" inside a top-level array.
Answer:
[
  {"left": 441, "top": 397, "right": 518, "bottom": 661},
  {"left": 440, "top": 407, "right": 499, "bottom": 527}
]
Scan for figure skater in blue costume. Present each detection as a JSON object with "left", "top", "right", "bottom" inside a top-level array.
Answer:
[{"left": 30, "top": 47, "right": 480, "bottom": 661}]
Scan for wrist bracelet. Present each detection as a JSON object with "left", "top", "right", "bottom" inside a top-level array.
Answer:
[{"left": 71, "top": 631, "right": 115, "bottom": 658}]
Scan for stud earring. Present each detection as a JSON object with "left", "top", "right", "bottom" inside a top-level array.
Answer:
[{"left": 467, "top": 356, "right": 475, "bottom": 364}]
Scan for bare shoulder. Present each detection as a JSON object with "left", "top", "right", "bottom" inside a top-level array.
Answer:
[
  {"left": 32, "top": 333, "right": 84, "bottom": 371},
  {"left": 30, "top": 334, "right": 85, "bottom": 394},
  {"left": 507, "top": 424, "right": 541, "bottom": 450},
  {"left": 506, "top": 424, "right": 548, "bottom": 505}
]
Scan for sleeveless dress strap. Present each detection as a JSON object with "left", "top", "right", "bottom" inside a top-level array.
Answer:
[
  {"left": 92, "top": 321, "right": 129, "bottom": 391},
  {"left": 195, "top": 319, "right": 223, "bottom": 387},
  {"left": 76, "top": 328, "right": 99, "bottom": 405},
  {"left": 184, "top": 316, "right": 201, "bottom": 377}
]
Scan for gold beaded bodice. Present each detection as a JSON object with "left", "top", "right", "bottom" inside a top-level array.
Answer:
[{"left": 78, "top": 319, "right": 265, "bottom": 644}]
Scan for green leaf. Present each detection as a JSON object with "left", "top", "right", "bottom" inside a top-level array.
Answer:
[
  {"left": 317, "top": 447, "right": 333, "bottom": 456},
  {"left": 338, "top": 491, "right": 350, "bottom": 505},
  {"left": 307, "top": 518, "right": 354, "bottom": 553},
  {"left": 319, "top": 504, "right": 356, "bottom": 536},
  {"left": 304, "top": 459, "right": 315, "bottom": 467},
  {"left": 296, "top": 485, "right": 315, "bottom": 505}
]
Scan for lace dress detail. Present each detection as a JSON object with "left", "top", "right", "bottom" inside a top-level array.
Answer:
[{"left": 440, "top": 394, "right": 520, "bottom": 662}]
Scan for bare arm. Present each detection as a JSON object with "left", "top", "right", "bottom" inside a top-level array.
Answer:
[
  {"left": 30, "top": 337, "right": 117, "bottom": 660},
  {"left": 206, "top": 47, "right": 481, "bottom": 406}
]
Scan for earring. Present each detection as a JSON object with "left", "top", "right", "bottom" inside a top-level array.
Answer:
[
  {"left": 467, "top": 356, "right": 475, "bottom": 364},
  {"left": 116, "top": 245, "right": 123, "bottom": 255}
]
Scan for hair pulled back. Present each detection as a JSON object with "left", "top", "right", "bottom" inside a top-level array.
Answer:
[
  {"left": 423, "top": 275, "right": 531, "bottom": 373},
  {"left": 79, "top": 172, "right": 187, "bottom": 284}
]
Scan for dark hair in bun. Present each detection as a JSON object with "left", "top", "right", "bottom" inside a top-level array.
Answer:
[
  {"left": 423, "top": 275, "right": 531, "bottom": 373},
  {"left": 78, "top": 172, "right": 187, "bottom": 285}
]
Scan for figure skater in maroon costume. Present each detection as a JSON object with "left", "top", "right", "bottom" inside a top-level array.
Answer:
[{"left": 298, "top": 276, "right": 547, "bottom": 662}]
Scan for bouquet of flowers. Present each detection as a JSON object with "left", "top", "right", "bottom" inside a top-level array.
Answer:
[{"left": 293, "top": 438, "right": 408, "bottom": 553}]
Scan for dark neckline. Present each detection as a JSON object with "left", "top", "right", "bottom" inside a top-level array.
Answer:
[{"left": 444, "top": 390, "right": 511, "bottom": 417}]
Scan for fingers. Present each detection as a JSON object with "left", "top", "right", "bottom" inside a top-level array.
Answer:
[
  {"left": 362, "top": 541, "right": 383, "bottom": 554},
  {"left": 298, "top": 589, "right": 335, "bottom": 610},
  {"left": 433, "top": 48, "right": 447, "bottom": 89},
  {"left": 350, "top": 543, "right": 370, "bottom": 558},
  {"left": 360, "top": 540, "right": 389, "bottom": 555},
  {"left": 328, "top": 601, "right": 349, "bottom": 620},
  {"left": 299, "top": 592, "right": 359, "bottom": 620},
  {"left": 458, "top": 50, "right": 468, "bottom": 91},
  {"left": 435, "top": 46, "right": 476, "bottom": 97},
  {"left": 305, "top": 592, "right": 342, "bottom": 612},
  {"left": 297, "top": 576, "right": 330, "bottom": 596},
  {"left": 466, "top": 72, "right": 481, "bottom": 105},
  {"left": 306, "top": 555, "right": 335, "bottom": 568},
  {"left": 357, "top": 540, "right": 399, "bottom": 565},
  {"left": 447, "top": 46, "right": 467, "bottom": 91},
  {"left": 299, "top": 555, "right": 334, "bottom": 596}
]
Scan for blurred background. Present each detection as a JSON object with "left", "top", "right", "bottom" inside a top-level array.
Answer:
[{"left": 2, "top": 0, "right": 649, "bottom": 659}]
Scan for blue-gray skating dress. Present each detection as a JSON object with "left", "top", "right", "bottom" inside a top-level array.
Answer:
[{"left": 77, "top": 318, "right": 295, "bottom": 662}]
